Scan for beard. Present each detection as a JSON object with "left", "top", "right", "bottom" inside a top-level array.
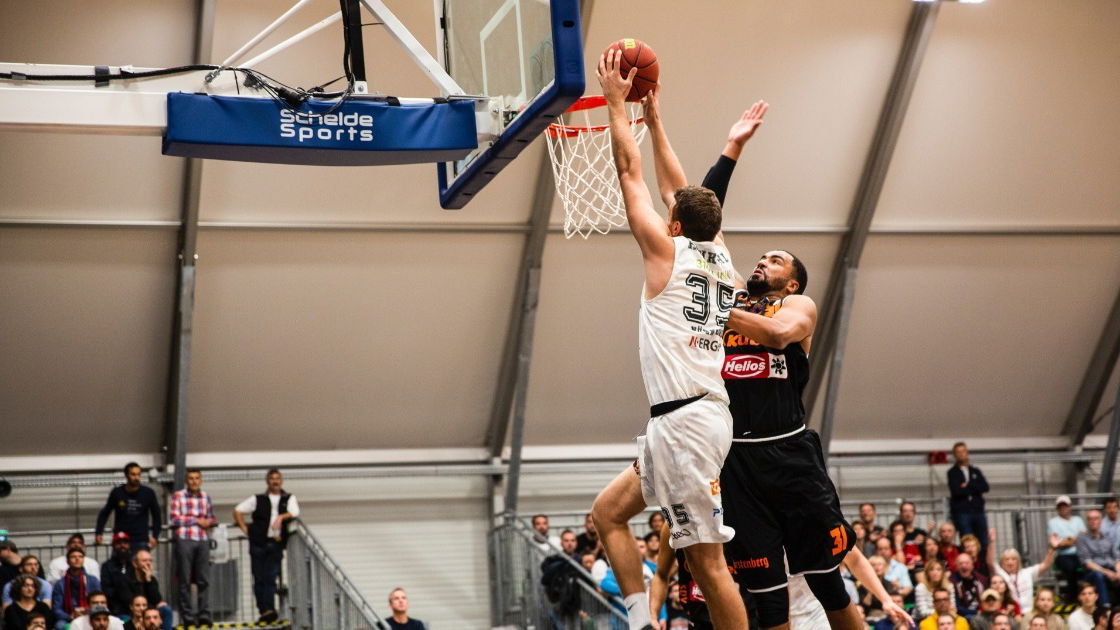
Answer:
[{"left": 746, "top": 274, "right": 783, "bottom": 296}]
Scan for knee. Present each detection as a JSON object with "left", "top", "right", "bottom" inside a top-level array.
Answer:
[
  {"left": 804, "top": 570, "right": 851, "bottom": 611},
  {"left": 754, "top": 588, "right": 790, "bottom": 628},
  {"left": 590, "top": 497, "right": 625, "bottom": 532}
]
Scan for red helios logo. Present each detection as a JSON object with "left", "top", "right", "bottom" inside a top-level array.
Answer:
[{"left": 721, "top": 353, "right": 769, "bottom": 379}]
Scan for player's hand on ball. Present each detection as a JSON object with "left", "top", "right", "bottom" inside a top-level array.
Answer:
[
  {"left": 641, "top": 82, "right": 662, "bottom": 126},
  {"left": 597, "top": 48, "right": 636, "bottom": 105},
  {"left": 728, "top": 100, "right": 768, "bottom": 147}
]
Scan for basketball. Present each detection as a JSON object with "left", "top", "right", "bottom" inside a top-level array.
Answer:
[{"left": 605, "top": 38, "right": 659, "bottom": 101}]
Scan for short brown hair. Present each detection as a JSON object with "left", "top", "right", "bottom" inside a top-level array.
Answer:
[{"left": 672, "top": 186, "right": 722, "bottom": 241}]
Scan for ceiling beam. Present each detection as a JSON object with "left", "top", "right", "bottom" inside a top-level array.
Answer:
[
  {"left": 1063, "top": 287, "right": 1120, "bottom": 445},
  {"left": 810, "top": 1, "right": 941, "bottom": 448}
]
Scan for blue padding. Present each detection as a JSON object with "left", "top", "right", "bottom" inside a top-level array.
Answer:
[
  {"left": 162, "top": 93, "right": 477, "bottom": 166},
  {"left": 437, "top": 0, "right": 584, "bottom": 209}
]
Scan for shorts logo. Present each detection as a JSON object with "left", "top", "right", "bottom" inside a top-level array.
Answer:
[
  {"left": 712, "top": 507, "right": 724, "bottom": 518},
  {"left": 721, "top": 352, "right": 788, "bottom": 380},
  {"left": 709, "top": 479, "right": 721, "bottom": 495},
  {"left": 732, "top": 557, "right": 771, "bottom": 570},
  {"left": 671, "top": 529, "right": 693, "bottom": 540}
]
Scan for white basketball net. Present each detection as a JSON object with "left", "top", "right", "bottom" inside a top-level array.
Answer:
[{"left": 545, "top": 96, "right": 648, "bottom": 239}]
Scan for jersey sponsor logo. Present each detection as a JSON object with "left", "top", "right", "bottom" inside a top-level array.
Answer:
[
  {"left": 709, "top": 479, "right": 721, "bottom": 496},
  {"left": 688, "top": 336, "right": 721, "bottom": 352},
  {"left": 721, "top": 352, "right": 788, "bottom": 380},
  {"left": 732, "top": 557, "right": 771, "bottom": 570}
]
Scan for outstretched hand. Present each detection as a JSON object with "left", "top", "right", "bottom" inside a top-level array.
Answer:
[
  {"left": 882, "top": 598, "right": 915, "bottom": 628},
  {"left": 640, "top": 81, "right": 662, "bottom": 127},
  {"left": 727, "top": 100, "right": 769, "bottom": 147},
  {"left": 597, "top": 49, "right": 636, "bottom": 106}
]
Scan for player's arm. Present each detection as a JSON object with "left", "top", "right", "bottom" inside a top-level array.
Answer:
[
  {"left": 726, "top": 294, "right": 816, "bottom": 349},
  {"left": 702, "top": 101, "right": 769, "bottom": 248},
  {"left": 844, "top": 548, "right": 913, "bottom": 626},
  {"left": 598, "top": 51, "right": 674, "bottom": 274},
  {"left": 648, "top": 524, "right": 677, "bottom": 630},
  {"left": 641, "top": 83, "right": 687, "bottom": 213}
]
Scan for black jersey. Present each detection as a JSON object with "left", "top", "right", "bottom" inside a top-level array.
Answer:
[{"left": 721, "top": 296, "right": 810, "bottom": 440}]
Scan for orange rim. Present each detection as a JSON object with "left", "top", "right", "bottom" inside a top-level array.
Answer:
[{"left": 546, "top": 95, "right": 643, "bottom": 137}]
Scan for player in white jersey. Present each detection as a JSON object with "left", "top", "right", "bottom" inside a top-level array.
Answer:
[{"left": 588, "top": 50, "right": 746, "bottom": 630}]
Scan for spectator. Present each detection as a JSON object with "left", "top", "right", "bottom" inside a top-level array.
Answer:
[
  {"left": 917, "top": 561, "right": 957, "bottom": 619},
  {"left": 4, "top": 576, "right": 54, "bottom": 630},
  {"left": 923, "top": 537, "right": 945, "bottom": 571},
  {"left": 854, "top": 520, "right": 876, "bottom": 558},
  {"left": 47, "top": 535, "right": 100, "bottom": 583},
  {"left": 991, "top": 614, "right": 1014, "bottom": 630},
  {"left": 1110, "top": 610, "right": 1120, "bottom": 629},
  {"left": 1050, "top": 496, "right": 1088, "bottom": 602},
  {"left": 95, "top": 464, "right": 161, "bottom": 552},
  {"left": 26, "top": 612, "right": 49, "bottom": 630},
  {"left": 987, "top": 574, "right": 1021, "bottom": 619},
  {"left": 939, "top": 522, "right": 963, "bottom": 572},
  {"left": 384, "top": 588, "right": 425, "bottom": 630},
  {"left": 575, "top": 513, "right": 601, "bottom": 558},
  {"left": 1080, "top": 509, "right": 1120, "bottom": 608},
  {"left": 86, "top": 605, "right": 114, "bottom": 630},
  {"left": 68, "top": 592, "right": 124, "bottom": 630},
  {"left": 948, "top": 442, "right": 990, "bottom": 544},
  {"left": 233, "top": 468, "right": 299, "bottom": 623},
  {"left": 530, "top": 515, "right": 561, "bottom": 551},
  {"left": 579, "top": 552, "right": 597, "bottom": 577},
  {"left": 558, "top": 529, "right": 580, "bottom": 562},
  {"left": 99, "top": 533, "right": 133, "bottom": 615},
  {"left": 970, "top": 589, "right": 1003, "bottom": 630},
  {"left": 918, "top": 588, "right": 969, "bottom": 630},
  {"left": 1068, "top": 582, "right": 1098, "bottom": 630},
  {"left": 1018, "top": 587, "right": 1065, "bottom": 630},
  {"left": 872, "top": 593, "right": 911, "bottom": 630},
  {"left": 901, "top": 501, "right": 932, "bottom": 547},
  {"left": 169, "top": 468, "right": 215, "bottom": 627},
  {"left": 2, "top": 556, "right": 51, "bottom": 608},
  {"left": 951, "top": 552, "right": 986, "bottom": 618},
  {"left": 116, "top": 551, "right": 171, "bottom": 630},
  {"left": 860, "top": 503, "right": 887, "bottom": 543},
  {"left": 52, "top": 548, "right": 102, "bottom": 630},
  {"left": 0, "top": 541, "right": 23, "bottom": 587},
  {"left": 990, "top": 529, "right": 1058, "bottom": 611},
  {"left": 648, "top": 511, "right": 666, "bottom": 535},
  {"left": 876, "top": 536, "right": 914, "bottom": 598},
  {"left": 961, "top": 534, "right": 992, "bottom": 583},
  {"left": 860, "top": 555, "right": 893, "bottom": 620},
  {"left": 139, "top": 608, "right": 163, "bottom": 630},
  {"left": 1103, "top": 499, "right": 1120, "bottom": 549},
  {"left": 643, "top": 531, "right": 660, "bottom": 566},
  {"left": 121, "top": 595, "right": 147, "bottom": 630}
]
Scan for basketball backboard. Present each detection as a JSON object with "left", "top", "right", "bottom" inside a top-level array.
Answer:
[{"left": 436, "top": 0, "right": 584, "bottom": 209}]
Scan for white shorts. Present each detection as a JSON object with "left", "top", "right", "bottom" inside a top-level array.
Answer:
[{"left": 638, "top": 395, "right": 734, "bottom": 549}]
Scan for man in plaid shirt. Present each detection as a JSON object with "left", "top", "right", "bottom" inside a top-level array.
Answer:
[{"left": 169, "top": 469, "right": 215, "bottom": 626}]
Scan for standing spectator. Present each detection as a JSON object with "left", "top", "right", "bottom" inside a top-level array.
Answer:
[
  {"left": 575, "top": 513, "right": 601, "bottom": 558},
  {"left": 121, "top": 595, "right": 147, "bottom": 630},
  {"left": 876, "top": 536, "right": 914, "bottom": 598},
  {"left": 951, "top": 552, "right": 986, "bottom": 618},
  {"left": 233, "top": 468, "right": 299, "bottom": 623},
  {"left": 2, "top": 556, "right": 51, "bottom": 607},
  {"left": 0, "top": 541, "right": 23, "bottom": 587},
  {"left": 1078, "top": 509, "right": 1120, "bottom": 608},
  {"left": 940, "top": 522, "right": 963, "bottom": 572},
  {"left": 557, "top": 529, "right": 580, "bottom": 562},
  {"left": 916, "top": 561, "right": 957, "bottom": 620},
  {"left": 384, "top": 588, "right": 425, "bottom": 630},
  {"left": 95, "top": 463, "right": 161, "bottom": 551},
  {"left": 116, "top": 551, "right": 171, "bottom": 630},
  {"left": 970, "top": 589, "right": 1003, "bottom": 630},
  {"left": 990, "top": 529, "right": 1058, "bottom": 611},
  {"left": 647, "top": 511, "right": 666, "bottom": 536},
  {"left": 918, "top": 588, "right": 969, "bottom": 630},
  {"left": 52, "top": 548, "right": 102, "bottom": 630},
  {"left": 948, "top": 442, "right": 990, "bottom": 544},
  {"left": 99, "top": 533, "right": 133, "bottom": 615},
  {"left": 860, "top": 503, "right": 887, "bottom": 543},
  {"left": 1102, "top": 499, "right": 1120, "bottom": 549},
  {"left": 1068, "top": 582, "right": 1098, "bottom": 630},
  {"left": 169, "top": 469, "right": 215, "bottom": 627},
  {"left": 48, "top": 535, "right": 100, "bottom": 583},
  {"left": 68, "top": 592, "right": 124, "bottom": 630},
  {"left": 4, "top": 576, "right": 54, "bottom": 630},
  {"left": 530, "top": 514, "right": 560, "bottom": 551},
  {"left": 1050, "top": 496, "right": 1088, "bottom": 603},
  {"left": 1018, "top": 586, "right": 1065, "bottom": 630}
]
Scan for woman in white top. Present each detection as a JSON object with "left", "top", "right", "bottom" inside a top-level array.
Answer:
[
  {"left": 991, "top": 531, "right": 1059, "bottom": 611},
  {"left": 914, "top": 560, "right": 956, "bottom": 619}
]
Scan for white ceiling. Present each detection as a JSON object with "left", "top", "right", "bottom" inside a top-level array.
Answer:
[{"left": 0, "top": 0, "right": 1118, "bottom": 461}]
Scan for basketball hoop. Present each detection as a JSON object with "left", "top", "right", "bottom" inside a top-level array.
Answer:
[{"left": 545, "top": 96, "right": 647, "bottom": 239}]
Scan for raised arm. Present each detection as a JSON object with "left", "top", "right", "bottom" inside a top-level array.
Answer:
[
  {"left": 641, "top": 83, "right": 687, "bottom": 212},
  {"left": 597, "top": 50, "right": 673, "bottom": 289}
]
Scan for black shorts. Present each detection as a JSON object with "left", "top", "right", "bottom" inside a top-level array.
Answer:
[{"left": 721, "top": 428, "right": 854, "bottom": 592}]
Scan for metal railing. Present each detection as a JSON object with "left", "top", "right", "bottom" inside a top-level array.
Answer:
[
  {"left": 285, "top": 519, "right": 385, "bottom": 630},
  {"left": 491, "top": 517, "right": 626, "bottom": 629}
]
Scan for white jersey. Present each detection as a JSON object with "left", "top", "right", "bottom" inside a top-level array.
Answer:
[{"left": 638, "top": 236, "right": 735, "bottom": 406}]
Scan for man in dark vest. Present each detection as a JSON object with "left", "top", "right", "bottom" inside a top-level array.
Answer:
[{"left": 233, "top": 469, "right": 300, "bottom": 623}]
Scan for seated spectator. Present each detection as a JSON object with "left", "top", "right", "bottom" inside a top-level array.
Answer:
[
  {"left": 139, "top": 608, "right": 163, "bottom": 630},
  {"left": 860, "top": 555, "right": 893, "bottom": 621},
  {"left": 1067, "top": 581, "right": 1098, "bottom": 630},
  {"left": 0, "top": 541, "right": 23, "bottom": 587},
  {"left": 891, "top": 520, "right": 923, "bottom": 576},
  {"left": 860, "top": 503, "right": 887, "bottom": 543},
  {"left": 2, "top": 556, "right": 51, "bottom": 608},
  {"left": 990, "top": 528, "right": 1057, "bottom": 612},
  {"left": 648, "top": 511, "right": 666, "bottom": 536},
  {"left": 51, "top": 548, "right": 101, "bottom": 630},
  {"left": 1049, "top": 496, "right": 1087, "bottom": 603},
  {"left": 970, "top": 588, "right": 1004, "bottom": 630},
  {"left": 961, "top": 533, "right": 992, "bottom": 583},
  {"left": 4, "top": 576, "right": 54, "bottom": 630},
  {"left": 872, "top": 593, "right": 911, "bottom": 630},
  {"left": 900, "top": 501, "right": 933, "bottom": 547},
  {"left": 916, "top": 561, "right": 957, "bottom": 619},
  {"left": 99, "top": 533, "right": 133, "bottom": 615},
  {"left": 385, "top": 588, "right": 425, "bottom": 630},
  {"left": 875, "top": 536, "right": 914, "bottom": 598},
  {"left": 115, "top": 551, "right": 171, "bottom": 630},
  {"left": 643, "top": 531, "right": 660, "bottom": 567},
  {"left": 923, "top": 537, "right": 945, "bottom": 572},
  {"left": 854, "top": 520, "right": 876, "bottom": 558},
  {"left": 990, "top": 614, "right": 1013, "bottom": 630},
  {"left": 951, "top": 552, "right": 986, "bottom": 618},
  {"left": 986, "top": 574, "right": 1021, "bottom": 620},
  {"left": 579, "top": 552, "right": 597, "bottom": 576},
  {"left": 122, "top": 595, "right": 147, "bottom": 630},
  {"left": 24, "top": 611, "right": 50, "bottom": 630},
  {"left": 1078, "top": 509, "right": 1120, "bottom": 607},
  {"left": 939, "top": 522, "right": 963, "bottom": 572},
  {"left": 1018, "top": 587, "right": 1065, "bottom": 630},
  {"left": 1102, "top": 499, "right": 1120, "bottom": 545},
  {"left": 576, "top": 513, "right": 601, "bottom": 558},
  {"left": 68, "top": 591, "right": 123, "bottom": 630},
  {"left": 918, "top": 588, "right": 969, "bottom": 630},
  {"left": 47, "top": 534, "right": 100, "bottom": 583},
  {"left": 85, "top": 606, "right": 114, "bottom": 630},
  {"left": 557, "top": 529, "right": 580, "bottom": 562},
  {"left": 530, "top": 514, "right": 561, "bottom": 551}
]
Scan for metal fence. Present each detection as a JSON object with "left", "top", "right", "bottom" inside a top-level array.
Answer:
[
  {"left": 285, "top": 520, "right": 385, "bottom": 630},
  {"left": 491, "top": 517, "right": 626, "bottom": 630}
]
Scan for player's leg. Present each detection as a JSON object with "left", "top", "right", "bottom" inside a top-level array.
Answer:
[
  {"left": 682, "top": 542, "right": 748, "bottom": 629},
  {"left": 590, "top": 465, "right": 647, "bottom": 598}
]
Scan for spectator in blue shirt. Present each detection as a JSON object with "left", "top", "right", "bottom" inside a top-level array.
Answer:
[
  {"left": 1049, "top": 495, "right": 1087, "bottom": 603},
  {"left": 947, "top": 442, "right": 990, "bottom": 546},
  {"left": 875, "top": 536, "right": 913, "bottom": 599},
  {"left": 1077, "top": 509, "right": 1120, "bottom": 607},
  {"left": 1102, "top": 498, "right": 1120, "bottom": 551},
  {"left": 52, "top": 549, "right": 102, "bottom": 630}
]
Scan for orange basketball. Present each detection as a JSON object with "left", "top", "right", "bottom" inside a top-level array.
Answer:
[{"left": 605, "top": 38, "right": 659, "bottom": 102}]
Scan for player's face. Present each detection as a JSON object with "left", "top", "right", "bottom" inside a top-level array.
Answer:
[{"left": 746, "top": 251, "right": 797, "bottom": 296}]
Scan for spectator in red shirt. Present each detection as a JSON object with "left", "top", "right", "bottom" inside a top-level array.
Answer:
[{"left": 168, "top": 469, "right": 215, "bottom": 627}]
